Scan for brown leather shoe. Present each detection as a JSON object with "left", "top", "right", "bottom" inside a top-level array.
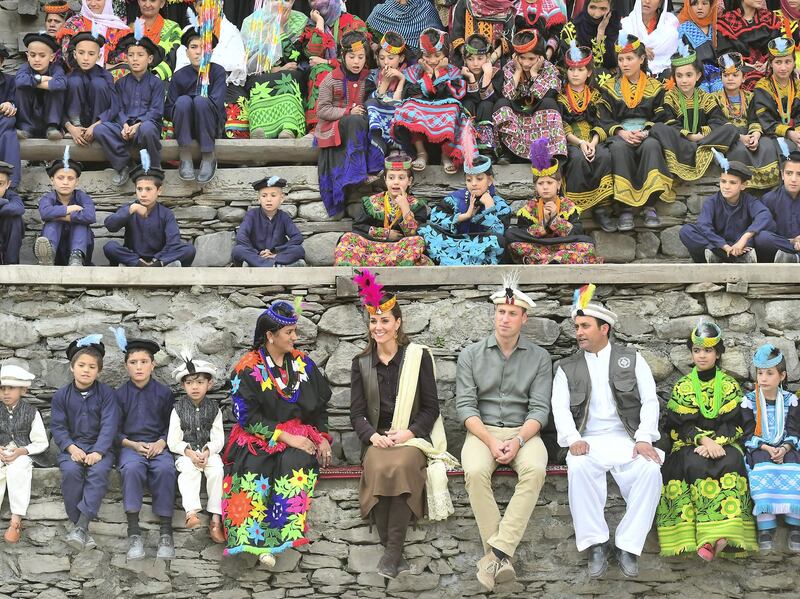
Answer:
[
  {"left": 209, "top": 521, "right": 226, "bottom": 544},
  {"left": 4, "top": 521, "right": 21, "bottom": 543},
  {"left": 185, "top": 513, "right": 201, "bottom": 529}
]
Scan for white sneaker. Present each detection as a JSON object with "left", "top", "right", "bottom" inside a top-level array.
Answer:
[{"left": 775, "top": 250, "right": 799, "bottom": 263}]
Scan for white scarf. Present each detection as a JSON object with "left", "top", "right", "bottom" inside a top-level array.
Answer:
[
  {"left": 391, "top": 343, "right": 460, "bottom": 521},
  {"left": 620, "top": 0, "right": 679, "bottom": 76}
]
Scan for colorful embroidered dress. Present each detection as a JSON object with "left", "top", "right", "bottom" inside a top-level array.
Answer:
[
  {"left": 365, "top": 67, "right": 404, "bottom": 155},
  {"left": 505, "top": 196, "right": 601, "bottom": 264},
  {"left": 656, "top": 367, "right": 758, "bottom": 556},
  {"left": 717, "top": 8, "right": 782, "bottom": 91},
  {"left": 143, "top": 16, "right": 181, "bottom": 81},
  {"left": 222, "top": 348, "right": 332, "bottom": 557},
  {"left": 334, "top": 192, "right": 433, "bottom": 266},
  {"left": 492, "top": 59, "right": 567, "bottom": 160},
  {"left": 741, "top": 389, "right": 800, "bottom": 525},
  {"left": 556, "top": 86, "right": 613, "bottom": 209},
  {"left": 678, "top": 21, "right": 722, "bottom": 93},
  {"left": 418, "top": 186, "right": 510, "bottom": 265},
  {"left": 57, "top": 14, "right": 130, "bottom": 71},
  {"left": 649, "top": 87, "right": 740, "bottom": 181}
]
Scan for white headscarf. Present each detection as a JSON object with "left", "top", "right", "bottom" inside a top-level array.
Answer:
[
  {"left": 620, "top": 0, "right": 679, "bottom": 76},
  {"left": 80, "top": 0, "right": 129, "bottom": 36}
]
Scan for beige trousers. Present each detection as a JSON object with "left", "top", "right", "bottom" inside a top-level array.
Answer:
[
  {"left": 0, "top": 455, "right": 33, "bottom": 516},
  {"left": 175, "top": 454, "right": 224, "bottom": 515},
  {"left": 462, "top": 426, "right": 548, "bottom": 557}
]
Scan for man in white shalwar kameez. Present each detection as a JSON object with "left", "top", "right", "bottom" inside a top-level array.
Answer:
[{"left": 551, "top": 285, "right": 663, "bottom": 579}]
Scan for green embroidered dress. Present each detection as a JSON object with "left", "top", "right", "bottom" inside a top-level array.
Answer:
[{"left": 656, "top": 367, "right": 757, "bottom": 556}]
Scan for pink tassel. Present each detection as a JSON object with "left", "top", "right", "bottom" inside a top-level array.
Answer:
[{"left": 461, "top": 119, "right": 477, "bottom": 170}]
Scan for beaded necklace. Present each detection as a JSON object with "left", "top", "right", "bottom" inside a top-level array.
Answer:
[
  {"left": 566, "top": 84, "right": 591, "bottom": 114},
  {"left": 382, "top": 192, "right": 402, "bottom": 229},
  {"left": 620, "top": 74, "right": 646, "bottom": 109},
  {"left": 258, "top": 348, "right": 302, "bottom": 403},
  {"left": 678, "top": 89, "right": 700, "bottom": 134},
  {"left": 772, "top": 76, "right": 796, "bottom": 125},
  {"left": 689, "top": 367, "right": 724, "bottom": 419}
]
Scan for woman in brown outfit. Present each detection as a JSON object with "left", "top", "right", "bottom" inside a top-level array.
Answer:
[{"left": 349, "top": 270, "right": 441, "bottom": 579}]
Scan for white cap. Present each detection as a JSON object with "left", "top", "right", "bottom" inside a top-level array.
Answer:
[
  {"left": 172, "top": 357, "right": 217, "bottom": 383},
  {"left": 571, "top": 302, "right": 618, "bottom": 327},
  {"left": 489, "top": 271, "right": 536, "bottom": 312},
  {"left": 0, "top": 364, "right": 35, "bottom": 388}
]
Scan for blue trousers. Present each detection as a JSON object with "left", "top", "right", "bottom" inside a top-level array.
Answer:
[
  {"left": 0, "top": 116, "right": 20, "bottom": 188},
  {"left": 117, "top": 447, "right": 177, "bottom": 518},
  {"left": 42, "top": 220, "right": 94, "bottom": 264},
  {"left": 15, "top": 87, "right": 66, "bottom": 133},
  {"left": 0, "top": 213, "right": 23, "bottom": 264},
  {"left": 93, "top": 120, "right": 162, "bottom": 171},
  {"left": 103, "top": 239, "right": 196, "bottom": 266},
  {"left": 679, "top": 223, "right": 751, "bottom": 263},
  {"left": 231, "top": 245, "right": 305, "bottom": 267},
  {"left": 58, "top": 451, "right": 115, "bottom": 523},
  {"left": 754, "top": 230, "right": 798, "bottom": 262},
  {"left": 172, "top": 95, "right": 220, "bottom": 153},
  {"left": 66, "top": 73, "right": 114, "bottom": 126}
]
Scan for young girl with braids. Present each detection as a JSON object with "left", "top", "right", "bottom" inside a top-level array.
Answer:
[{"left": 364, "top": 31, "right": 408, "bottom": 157}]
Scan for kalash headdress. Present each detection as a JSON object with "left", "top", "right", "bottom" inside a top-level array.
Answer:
[
  {"left": 117, "top": 18, "right": 164, "bottom": 67},
  {"left": 43, "top": 1, "right": 73, "bottom": 16},
  {"left": 753, "top": 343, "right": 784, "bottom": 369},
  {"left": 768, "top": 36, "right": 795, "bottom": 58},
  {"left": 463, "top": 33, "right": 490, "bottom": 57},
  {"left": 420, "top": 28, "right": 447, "bottom": 54},
  {"left": 380, "top": 31, "right": 406, "bottom": 55},
  {"left": 712, "top": 147, "right": 751, "bottom": 181},
  {"left": 671, "top": 37, "right": 697, "bottom": 69},
  {"left": 253, "top": 300, "right": 301, "bottom": 346},
  {"left": 65, "top": 333, "right": 105, "bottom": 360},
  {"left": 353, "top": 269, "right": 396, "bottom": 316},
  {"left": 750, "top": 343, "right": 788, "bottom": 441},
  {"left": 565, "top": 39, "right": 592, "bottom": 69},
  {"left": 171, "top": 346, "right": 217, "bottom": 383},
  {"left": 512, "top": 29, "right": 539, "bottom": 54},
  {"left": 489, "top": 271, "right": 535, "bottom": 312},
  {"left": 340, "top": 30, "right": 368, "bottom": 54},
  {"left": 718, "top": 52, "right": 743, "bottom": 75},
  {"left": 529, "top": 137, "right": 558, "bottom": 178},
  {"left": 384, "top": 152, "right": 413, "bottom": 172},
  {"left": 130, "top": 149, "right": 165, "bottom": 183},
  {"left": 615, "top": 31, "right": 641, "bottom": 54},
  {"left": 570, "top": 284, "right": 617, "bottom": 326},
  {"left": 690, "top": 319, "right": 722, "bottom": 348}
]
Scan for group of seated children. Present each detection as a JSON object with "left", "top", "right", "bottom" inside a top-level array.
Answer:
[{"left": 0, "top": 332, "right": 225, "bottom": 557}]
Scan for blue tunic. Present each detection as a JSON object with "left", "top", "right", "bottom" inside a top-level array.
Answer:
[
  {"left": 116, "top": 378, "right": 174, "bottom": 445},
  {"left": 38, "top": 189, "right": 97, "bottom": 263},
  {"left": 232, "top": 207, "right": 305, "bottom": 267},
  {"left": 0, "top": 73, "right": 20, "bottom": 188},
  {"left": 0, "top": 189, "right": 24, "bottom": 264},
  {"left": 14, "top": 62, "right": 67, "bottom": 133},
  {"left": 103, "top": 201, "right": 195, "bottom": 266},
  {"left": 754, "top": 185, "right": 800, "bottom": 260},
  {"left": 165, "top": 63, "right": 226, "bottom": 152},
  {"left": 65, "top": 64, "right": 118, "bottom": 126}
]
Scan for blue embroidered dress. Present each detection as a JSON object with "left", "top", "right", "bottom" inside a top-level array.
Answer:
[
  {"left": 741, "top": 389, "right": 800, "bottom": 528},
  {"left": 677, "top": 21, "right": 722, "bottom": 93},
  {"left": 419, "top": 186, "right": 510, "bottom": 265}
]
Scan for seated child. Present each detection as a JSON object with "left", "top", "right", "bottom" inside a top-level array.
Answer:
[
  {"left": 113, "top": 330, "right": 177, "bottom": 561},
  {"left": 679, "top": 150, "right": 774, "bottom": 263},
  {"left": 677, "top": 0, "right": 722, "bottom": 93},
  {"left": 15, "top": 33, "right": 66, "bottom": 141},
  {"left": 419, "top": 155, "right": 510, "bottom": 265},
  {"left": 716, "top": 52, "right": 775, "bottom": 191},
  {"left": 0, "top": 364, "right": 48, "bottom": 544},
  {"left": 316, "top": 30, "right": 383, "bottom": 217},
  {"left": 35, "top": 149, "right": 96, "bottom": 266},
  {"left": 506, "top": 138, "right": 601, "bottom": 264},
  {"left": 557, "top": 41, "right": 614, "bottom": 228},
  {"left": 232, "top": 176, "right": 305, "bottom": 267},
  {"left": 0, "top": 162, "right": 24, "bottom": 265},
  {"left": 392, "top": 28, "right": 471, "bottom": 174},
  {"left": 50, "top": 335, "right": 119, "bottom": 551},
  {"left": 459, "top": 34, "right": 501, "bottom": 157},
  {"left": 334, "top": 154, "right": 433, "bottom": 266},
  {"left": 364, "top": 31, "right": 408, "bottom": 157},
  {"left": 103, "top": 157, "right": 196, "bottom": 267},
  {"left": 492, "top": 29, "right": 566, "bottom": 165},
  {"left": 167, "top": 352, "right": 225, "bottom": 544},
  {"left": 650, "top": 41, "right": 740, "bottom": 182},
  {"left": 755, "top": 149, "right": 800, "bottom": 262},
  {"left": 559, "top": 0, "right": 621, "bottom": 82},
  {"left": 64, "top": 30, "right": 118, "bottom": 150},
  {"left": 165, "top": 23, "right": 225, "bottom": 184},
  {"left": 94, "top": 22, "right": 165, "bottom": 186},
  {"left": 740, "top": 344, "right": 800, "bottom": 553},
  {"left": 0, "top": 44, "right": 20, "bottom": 190}
]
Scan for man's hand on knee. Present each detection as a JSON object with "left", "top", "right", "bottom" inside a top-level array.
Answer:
[
  {"left": 632, "top": 441, "right": 662, "bottom": 464},
  {"left": 569, "top": 440, "right": 590, "bottom": 456}
]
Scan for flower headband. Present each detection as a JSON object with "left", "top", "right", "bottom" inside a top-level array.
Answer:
[
  {"left": 512, "top": 29, "right": 539, "bottom": 54},
  {"left": 353, "top": 269, "right": 397, "bottom": 316},
  {"left": 380, "top": 33, "right": 406, "bottom": 55},
  {"left": 420, "top": 29, "right": 446, "bottom": 54}
]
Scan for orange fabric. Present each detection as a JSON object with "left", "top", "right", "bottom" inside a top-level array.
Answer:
[
  {"left": 143, "top": 14, "right": 164, "bottom": 45},
  {"left": 678, "top": 0, "right": 718, "bottom": 46},
  {"left": 536, "top": 197, "right": 561, "bottom": 222},
  {"left": 753, "top": 383, "right": 764, "bottom": 436}
]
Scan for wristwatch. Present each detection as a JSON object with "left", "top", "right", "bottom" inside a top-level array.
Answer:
[
  {"left": 34, "top": 74, "right": 42, "bottom": 83},
  {"left": 516, "top": 434, "right": 525, "bottom": 448}
]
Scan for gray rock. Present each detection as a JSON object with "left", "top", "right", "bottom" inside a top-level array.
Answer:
[
  {"left": 402, "top": 302, "right": 435, "bottom": 335},
  {"left": 194, "top": 231, "right": 235, "bottom": 267},
  {"left": 296, "top": 314, "right": 319, "bottom": 343},
  {"left": 657, "top": 292, "right": 703, "bottom": 318},
  {"left": 0, "top": 315, "right": 40, "bottom": 348},
  {"left": 660, "top": 225, "right": 690, "bottom": 258},
  {"left": 655, "top": 315, "right": 706, "bottom": 341},
  {"left": 386, "top": 572, "right": 440, "bottom": 592},
  {"left": 317, "top": 304, "right": 366, "bottom": 336},
  {"left": 325, "top": 340, "right": 364, "bottom": 385},
  {"left": 522, "top": 317, "right": 561, "bottom": 346},
  {"left": 592, "top": 231, "right": 636, "bottom": 263},
  {"left": 298, "top": 201, "right": 345, "bottom": 221},
  {"left": 727, "top": 312, "right": 756, "bottom": 333},
  {"left": 765, "top": 300, "right": 800, "bottom": 329},
  {"left": 303, "top": 232, "right": 341, "bottom": 266},
  {"left": 218, "top": 206, "right": 247, "bottom": 223},
  {"left": 83, "top": 294, "right": 138, "bottom": 313},
  {"left": 34, "top": 590, "right": 68, "bottom": 599},
  {"left": 705, "top": 292, "right": 750, "bottom": 317},
  {"left": 635, "top": 231, "right": 660, "bottom": 259},
  {"left": 721, "top": 346, "right": 749, "bottom": 379},
  {"left": 656, "top": 200, "right": 687, "bottom": 218},
  {"left": 69, "top": 550, "right": 105, "bottom": 579},
  {"left": 309, "top": 568, "right": 356, "bottom": 586},
  {"left": 34, "top": 316, "right": 79, "bottom": 338},
  {"left": 20, "top": 556, "right": 70, "bottom": 577},
  {"left": 300, "top": 553, "right": 342, "bottom": 570},
  {"left": 615, "top": 316, "right": 653, "bottom": 338},
  {"left": 91, "top": 237, "right": 111, "bottom": 266},
  {"left": 130, "top": 582, "right": 172, "bottom": 596},
  {"left": 417, "top": 300, "right": 494, "bottom": 350},
  {"left": 348, "top": 545, "right": 382, "bottom": 573},
  {"left": 173, "top": 206, "right": 218, "bottom": 221},
  {"left": 686, "top": 194, "right": 706, "bottom": 215},
  {"left": 638, "top": 349, "right": 673, "bottom": 381}
]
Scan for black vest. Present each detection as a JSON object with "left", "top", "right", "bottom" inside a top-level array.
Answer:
[
  {"left": 556, "top": 344, "right": 642, "bottom": 439},
  {"left": 174, "top": 396, "right": 218, "bottom": 450},
  {"left": 0, "top": 400, "right": 36, "bottom": 448}
]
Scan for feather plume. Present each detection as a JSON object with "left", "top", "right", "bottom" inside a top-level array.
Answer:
[
  {"left": 293, "top": 295, "right": 304, "bottom": 317},
  {"left": 711, "top": 147, "right": 729, "bottom": 172},
  {"left": 617, "top": 30, "right": 629, "bottom": 49},
  {"left": 108, "top": 326, "right": 127, "bottom": 352},
  {"left": 187, "top": 7, "right": 199, "bottom": 30},
  {"left": 775, "top": 37, "right": 790, "bottom": 53},
  {"left": 502, "top": 270, "right": 520, "bottom": 300},
  {"left": 76, "top": 333, "right": 103, "bottom": 348},
  {"left": 91, "top": 19, "right": 100, "bottom": 40},
  {"left": 574, "top": 284, "right": 596, "bottom": 310},
  {"left": 461, "top": 120, "right": 477, "bottom": 169},
  {"left": 62, "top": 144, "right": 70, "bottom": 170},
  {"left": 677, "top": 38, "right": 690, "bottom": 58},
  {"left": 353, "top": 269, "right": 385, "bottom": 310},
  {"left": 778, "top": 137, "right": 791, "bottom": 159},
  {"left": 140, "top": 149, "right": 151, "bottom": 174},
  {"left": 753, "top": 343, "right": 780, "bottom": 367},
  {"left": 529, "top": 137, "right": 552, "bottom": 173},
  {"left": 568, "top": 39, "right": 581, "bottom": 63},
  {"left": 133, "top": 17, "right": 144, "bottom": 42},
  {"left": 721, "top": 53, "right": 734, "bottom": 69}
]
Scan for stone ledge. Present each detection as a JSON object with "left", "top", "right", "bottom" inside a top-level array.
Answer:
[{"left": 0, "top": 263, "right": 792, "bottom": 287}]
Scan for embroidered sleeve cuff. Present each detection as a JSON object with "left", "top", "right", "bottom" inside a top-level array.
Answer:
[
  {"left": 700, "top": 126, "right": 711, "bottom": 136},
  {"left": 680, "top": 128, "right": 690, "bottom": 138},
  {"left": 592, "top": 127, "right": 607, "bottom": 143},
  {"left": 777, "top": 125, "right": 790, "bottom": 137},
  {"left": 609, "top": 124, "right": 621, "bottom": 135},
  {"left": 466, "top": 81, "right": 479, "bottom": 93}
]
